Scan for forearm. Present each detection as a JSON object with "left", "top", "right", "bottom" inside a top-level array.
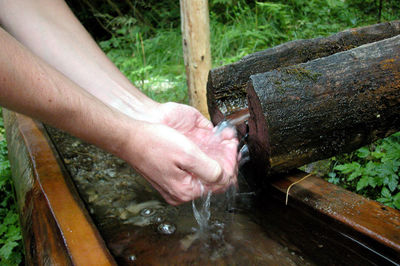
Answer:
[
  {"left": 0, "top": 27, "right": 137, "bottom": 158},
  {"left": 0, "top": 0, "right": 158, "bottom": 120}
]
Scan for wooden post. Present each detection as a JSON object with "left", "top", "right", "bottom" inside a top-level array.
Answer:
[{"left": 180, "top": 0, "right": 211, "bottom": 118}]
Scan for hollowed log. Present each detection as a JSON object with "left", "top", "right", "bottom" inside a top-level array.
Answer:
[
  {"left": 207, "top": 21, "right": 400, "bottom": 137},
  {"left": 246, "top": 34, "right": 400, "bottom": 180}
]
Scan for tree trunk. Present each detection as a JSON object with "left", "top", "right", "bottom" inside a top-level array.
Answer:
[
  {"left": 180, "top": 0, "right": 211, "bottom": 118},
  {"left": 245, "top": 34, "right": 400, "bottom": 182},
  {"left": 207, "top": 21, "right": 400, "bottom": 134}
]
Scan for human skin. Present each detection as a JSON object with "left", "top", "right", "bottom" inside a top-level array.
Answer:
[{"left": 0, "top": 0, "right": 238, "bottom": 205}]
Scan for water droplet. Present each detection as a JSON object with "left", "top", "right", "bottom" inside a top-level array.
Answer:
[
  {"left": 140, "top": 207, "right": 155, "bottom": 217},
  {"left": 158, "top": 223, "right": 176, "bottom": 235}
]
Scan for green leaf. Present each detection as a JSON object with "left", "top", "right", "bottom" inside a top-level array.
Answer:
[
  {"left": 371, "top": 150, "right": 385, "bottom": 159},
  {"left": 382, "top": 140, "right": 400, "bottom": 161},
  {"left": 0, "top": 241, "right": 19, "bottom": 260},
  {"left": 367, "top": 176, "right": 378, "bottom": 188},
  {"left": 377, "top": 197, "right": 391, "bottom": 203},
  {"left": 334, "top": 162, "right": 360, "bottom": 174},
  {"left": 2, "top": 212, "right": 18, "bottom": 226},
  {"left": 356, "top": 147, "right": 370, "bottom": 158},
  {"left": 0, "top": 223, "right": 7, "bottom": 236},
  {"left": 5, "top": 225, "right": 22, "bottom": 242},
  {"left": 387, "top": 174, "right": 399, "bottom": 192},
  {"left": 348, "top": 169, "right": 362, "bottom": 181},
  {"left": 392, "top": 192, "right": 400, "bottom": 208},
  {"left": 381, "top": 187, "right": 392, "bottom": 198},
  {"left": 356, "top": 176, "right": 369, "bottom": 191}
]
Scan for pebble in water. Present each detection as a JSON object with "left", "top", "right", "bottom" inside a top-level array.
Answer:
[
  {"left": 128, "top": 255, "right": 136, "bottom": 261},
  {"left": 140, "top": 207, "right": 155, "bottom": 217},
  {"left": 158, "top": 223, "right": 176, "bottom": 235}
]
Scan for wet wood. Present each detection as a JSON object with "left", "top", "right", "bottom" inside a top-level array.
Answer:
[
  {"left": 265, "top": 170, "right": 400, "bottom": 264},
  {"left": 180, "top": 0, "right": 212, "bottom": 118},
  {"left": 245, "top": 34, "right": 400, "bottom": 179},
  {"left": 3, "top": 110, "right": 116, "bottom": 265},
  {"left": 207, "top": 20, "right": 400, "bottom": 129}
]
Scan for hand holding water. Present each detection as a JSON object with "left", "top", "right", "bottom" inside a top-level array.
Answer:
[{"left": 139, "top": 102, "right": 239, "bottom": 204}]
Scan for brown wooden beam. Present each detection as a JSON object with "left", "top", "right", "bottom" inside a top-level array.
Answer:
[
  {"left": 3, "top": 110, "right": 116, "bottom": 265},
  {"left": 265, "top": 170, "right": 400, "bottom": 264}
]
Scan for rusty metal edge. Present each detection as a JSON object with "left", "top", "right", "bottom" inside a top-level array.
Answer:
[
  {"left": 3, "top": 110, "right": 116, "bottom": 266},
  {"left": 270, "top": 170, "right": 400, "bottom": 260}
]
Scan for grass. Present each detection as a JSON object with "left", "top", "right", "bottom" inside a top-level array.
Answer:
[
  {"left": 0, "top": 109, "right": 23, "bottom": 265},
  {"left": 99, "top": 0, "right": 399, "bottom": 103}
]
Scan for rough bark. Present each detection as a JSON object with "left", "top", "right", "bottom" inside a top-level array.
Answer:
[
  {"left": 246, "top": 34, "right": 400, "bottom": 179},
  {"left": 207, "top": 21, "right": 400, "bottom": 130}
]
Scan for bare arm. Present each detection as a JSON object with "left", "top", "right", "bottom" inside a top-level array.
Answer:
[
  {"left": 0, "top": 0, "right": 157, "bottom": 120},
  {"left": 0, "top": 28, "right": 228, "bottom": 205}
]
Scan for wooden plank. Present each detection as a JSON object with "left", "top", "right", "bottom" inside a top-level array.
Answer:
[
  {"left": 180, "top": 0, "right": 212, "bottom": 117},
  {"left": 245, "top": 34, "right": 400, "bottom": 178},
  {"left": 266, "top": 170, "right": 400, "bottom": 264},
  {"left": 3, "top": 110, "right": 116, "bottom": 266}
]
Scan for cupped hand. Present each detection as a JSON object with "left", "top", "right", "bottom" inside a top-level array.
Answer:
[
  {"left": 124, "top": 122, "right": 225, "bottom": 205},
  {"left": 150, "top": 102, "right": 239, "bottom": 190}
]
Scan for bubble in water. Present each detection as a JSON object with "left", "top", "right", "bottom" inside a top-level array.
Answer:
[
  {"left": 140, "top": 207, "right": 155, "bottom": 217},
  {"left": 158, "top": 223, "right": 176, "bottom": 235},
  {"left": 153, "top": 216, "right": 164, "bottom": 223}
]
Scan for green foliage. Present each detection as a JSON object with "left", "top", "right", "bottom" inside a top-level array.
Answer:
[
  {"left": 328, "top": 132, "right": 400, "bottom": 210},
  {"left": 0, "top": 109, "right": 23, "bottom": 265},
  {"left": 98, "top": 19, "right": 188, "bottom": 103},
  {"left": 94, "top": 0, "right": 400, "bottom": 104}
]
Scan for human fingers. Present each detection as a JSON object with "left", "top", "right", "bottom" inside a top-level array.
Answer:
[
  {"left": 144, "top": 165, "right": 206, "bottom": 205},
  {"left": 177, "top": 145, "right": 223, "bottom": 184},
  {"left": 195, "top": 113, "right": 213, "bottom": 129},
  {"left": 145, "top": 178, "right": 184, "bottom": 206}
]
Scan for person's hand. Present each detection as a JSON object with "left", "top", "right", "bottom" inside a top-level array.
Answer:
[
  {"left": 123, "top": 122, "right": 233, "bottom": 205},
  {"left": 150, "top": 102, "right": 239, "bottom": 191}
]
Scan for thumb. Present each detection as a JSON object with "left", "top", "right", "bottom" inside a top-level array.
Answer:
[{"left": 182, "top": 148, "right": 223, "bottom": 184}]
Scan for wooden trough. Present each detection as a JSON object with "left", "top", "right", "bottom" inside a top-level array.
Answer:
[{"left": 4, "top": 22, "right": 400, "bottom": 265}]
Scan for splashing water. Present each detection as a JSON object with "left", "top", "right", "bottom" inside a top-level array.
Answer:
[
  {"left": 192, "top": 180, "right": 212, "bottom": 233},
  {"left": 191, "top": 120, "right": 239, "bottom": 234}
]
